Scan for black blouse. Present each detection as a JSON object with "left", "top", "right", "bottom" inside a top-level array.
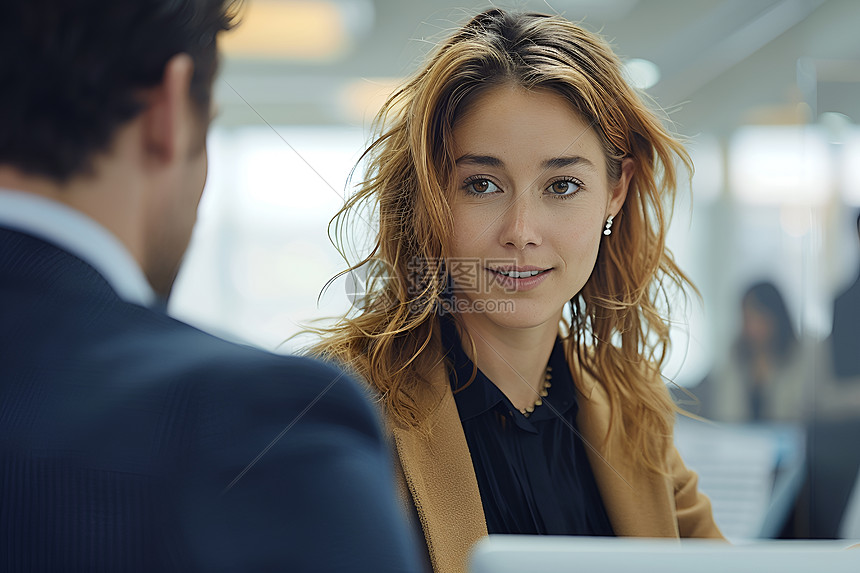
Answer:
[{"left": 443, "top": 320, "right": 615, "bottom": 536}]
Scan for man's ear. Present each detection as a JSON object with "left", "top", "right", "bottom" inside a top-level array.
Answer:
[
  {"left": 141, "top": 54, "right": 195, "bottom": 165},
  {"left": 607, "top": 157, "right": 633, "bottom": 216}
]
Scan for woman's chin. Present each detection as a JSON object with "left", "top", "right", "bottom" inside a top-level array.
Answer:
[{"left": 451, "top": 297, "right": 562, "bottom": 332}]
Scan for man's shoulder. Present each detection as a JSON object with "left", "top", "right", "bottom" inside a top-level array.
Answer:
[
  {"left": 119, "top": 309, "right": 358, "bottom": 397},
  {"left": 1, "top": 237, "right": 373, "bottom": 432},
  {"left": 139, "top": 319, "right": 383, "bottom": 457}
]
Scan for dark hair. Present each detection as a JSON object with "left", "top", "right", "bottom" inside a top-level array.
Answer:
[
  {"left": 0, "top": 0, "right": 241, "bottom": 182},
  {"left": 739, "top": 281, "right": 797, "bottom": 363}
]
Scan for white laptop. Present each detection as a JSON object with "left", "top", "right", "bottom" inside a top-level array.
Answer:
[{"left": 469, "top": 536, "right": 859, "bottom": 573}]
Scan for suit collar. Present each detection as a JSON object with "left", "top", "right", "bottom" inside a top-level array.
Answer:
[
  {"left": 0, "top": 190, "right": 156, "bottom": 307},
  {"left": 0, "top": 227, "right": 145, "bottom": 309}
]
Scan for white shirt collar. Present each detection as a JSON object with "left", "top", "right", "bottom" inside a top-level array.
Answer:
[{"left": 0, "top": 188, "right": 157, "bottom": 307}]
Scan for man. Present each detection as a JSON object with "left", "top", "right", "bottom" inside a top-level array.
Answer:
[
  {"left": 0, "top": 1, "right": 419, "bottom": 570},
  {"left": 832, "top": 212, "right": 860, "bottom": 380}
]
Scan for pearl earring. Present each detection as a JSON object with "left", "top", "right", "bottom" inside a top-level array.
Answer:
[{"left": 603, "top": 215, "right": 614, "bottom": 236}]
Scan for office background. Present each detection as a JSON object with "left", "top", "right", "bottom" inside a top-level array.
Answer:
[{"left": 168, "top": 0, "right": 860, "bottom": 540}]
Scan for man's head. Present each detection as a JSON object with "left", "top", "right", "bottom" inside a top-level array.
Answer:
[{"left": 0, "top": 0, "right": 240, "bottom": 297}]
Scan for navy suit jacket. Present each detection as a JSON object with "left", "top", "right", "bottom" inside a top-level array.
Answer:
[{"left": 0, "top": 227, "right": 420, "bottom": 572}]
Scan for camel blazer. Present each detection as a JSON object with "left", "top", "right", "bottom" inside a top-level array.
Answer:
[{"left": 385, "top": 350, "right": 724, "bottom": 573}]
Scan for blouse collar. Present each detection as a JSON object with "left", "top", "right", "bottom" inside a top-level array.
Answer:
[{"left": 441, "top": 316, "right": 577, "bottom": 429}]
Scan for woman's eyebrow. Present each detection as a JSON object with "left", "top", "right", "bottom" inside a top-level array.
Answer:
[
  {"left": 454, "top": 154, "right": 504, "bottom": 167},
  {"left": 454, "top": 154, "right": 596, "bottom": 170},
  {"left": 541, "top": 155, "right": 595, "bottom": 170}
]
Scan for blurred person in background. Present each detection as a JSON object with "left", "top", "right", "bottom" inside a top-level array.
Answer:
[
  {"left": 781, "top": 211, "right": 860, "bottom": 539},
  {"left": 700, "top": 281, "right": 806, "bottom": 423},
  {"left": 0, "top": 0, "right": 419, "bottom": 570},
  {"left": 831, "top": 211, "right": 860, "bottom": 382},
  {"left": 310, "top": 9, "right": 723, "bottom": 573}
]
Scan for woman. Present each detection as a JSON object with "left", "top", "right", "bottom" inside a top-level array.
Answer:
[
  {"left": 312, "top": 9, "right": 723, "bottom": 573},
  {"left": 703, "top": 281, "right": 807, "bottom": 422}
]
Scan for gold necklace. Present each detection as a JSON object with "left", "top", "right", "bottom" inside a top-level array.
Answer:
[{"left": 519, "top": 365, "right": 552, "bottom": 417}]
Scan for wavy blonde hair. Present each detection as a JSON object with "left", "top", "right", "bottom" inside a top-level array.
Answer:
[{"left": 311, "top": 8, "right": 693, "bottom": 473}]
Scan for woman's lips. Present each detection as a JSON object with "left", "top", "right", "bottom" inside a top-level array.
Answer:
[{"left": 486, "top": 267, "right": 552, "bottom": 292}]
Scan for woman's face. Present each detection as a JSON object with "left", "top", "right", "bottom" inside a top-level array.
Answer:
[
  {"left": 447, "top": 84, "right": 631, "bottom": 331},
  {"left": 742, "top": 299, "right": 776, "bottom": 345}
]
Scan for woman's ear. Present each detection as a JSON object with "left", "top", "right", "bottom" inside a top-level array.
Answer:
[{"left": 607, "top": 157, "right": 634, "bottom": 216}]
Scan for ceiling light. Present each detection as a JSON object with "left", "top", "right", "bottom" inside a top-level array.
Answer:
[
  {"left": 221, "top": 0, "right": 374, "bottom": 62},
  {"left": 623, "top": 58, "right": 661, "bottom": 90}
]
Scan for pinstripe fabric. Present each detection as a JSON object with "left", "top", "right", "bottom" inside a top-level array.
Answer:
[{"left": 0, "top": 227, "right": 421, "bottom": 572}]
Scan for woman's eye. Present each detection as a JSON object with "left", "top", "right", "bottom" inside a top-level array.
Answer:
[
  {"left": 465, "top": 179, "right": 501, "bottom": 195},
  {"left": 547, "top": 179, "right": 582, "bottom": 196}
]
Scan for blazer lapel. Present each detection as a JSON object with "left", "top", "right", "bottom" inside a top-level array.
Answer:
[
  {"left": 390, "top": 345, "right": 684, "bottom": 573},
  {"left": 391, "top": 367, "right": 487, "bottom": 573},
  {"left": 573, "top": 359, "right": 679, "bottom": 537}
]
